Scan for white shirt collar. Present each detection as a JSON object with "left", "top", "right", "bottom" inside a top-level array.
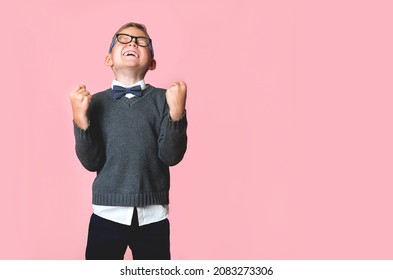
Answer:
[{"left": 111, "top": 79, "right": 146, "bottom": 90}]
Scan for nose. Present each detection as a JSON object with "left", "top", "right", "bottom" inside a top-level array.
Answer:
[{"left": 128, "top": 37, "right": 138, "bottom": 47}]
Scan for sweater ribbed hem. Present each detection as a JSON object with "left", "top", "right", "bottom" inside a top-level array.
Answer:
[
  {"left": 168, "top": 111, "right": 187, "bottom": 132},
  {"left": 92, "top": 191, "right": 169, "bottom": 207},
  {"left": 73, "top": 121, "right": 92, "bottom": 142}
]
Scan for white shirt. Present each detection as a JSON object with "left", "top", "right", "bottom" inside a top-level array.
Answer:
[{"left": 92, "top": 79, "right": 169, "bottom": 226}]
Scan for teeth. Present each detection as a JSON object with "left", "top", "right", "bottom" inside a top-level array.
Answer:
[{"left": 123, "top": 50, "right": 138, "bottom": 57}]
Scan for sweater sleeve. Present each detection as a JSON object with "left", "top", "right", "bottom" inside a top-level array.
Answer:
[
  {"left": 73, "top": 98, "right": 105, "bottom": 172},
  {"left": 158, "top": 110, "right": 188, "bottom": 166}
]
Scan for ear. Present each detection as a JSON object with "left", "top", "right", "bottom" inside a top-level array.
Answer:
[
  {"left": 148, "top": 59, "right": 157, "bottom": 71},
  {"left": 105, "top": 54, "right": 113, "bottom": 67}
]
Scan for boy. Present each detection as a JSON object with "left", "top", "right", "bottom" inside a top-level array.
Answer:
[{"left": 70, "top": 22, "right": 187, "bottom": 260}]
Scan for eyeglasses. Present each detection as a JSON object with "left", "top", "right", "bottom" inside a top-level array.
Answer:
[
  {"left": 109, "top": 33, "right": 154, "bottom": 57},
  {"left": 116, "top": 33, "right": 151, "bottom": 46}
]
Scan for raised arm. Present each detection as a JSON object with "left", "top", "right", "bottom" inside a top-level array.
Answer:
[
  {"left": 158, "top": 81, "right": 188, "bottom": 166},
  {"left": 70, "top": 85, "right": 105, "bottom": 171}
]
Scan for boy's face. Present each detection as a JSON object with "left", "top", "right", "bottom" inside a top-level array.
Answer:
[{"left": 105, "top": 27, "right": 155, "bottom": 74}]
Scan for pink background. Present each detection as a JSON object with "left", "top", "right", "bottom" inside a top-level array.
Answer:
[{"left": 1, "top": 0, "right": 392, "bottom": 259}]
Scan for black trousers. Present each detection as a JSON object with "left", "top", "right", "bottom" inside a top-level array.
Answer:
[{"left": 85, "top": 208, "right": 170, "bottom": 260}]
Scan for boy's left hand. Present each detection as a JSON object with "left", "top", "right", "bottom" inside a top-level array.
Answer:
[{"left": 166, "top": 81, "right": 187, "bottom": 121}]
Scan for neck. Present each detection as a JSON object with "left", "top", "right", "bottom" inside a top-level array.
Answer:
[{"left": 113, "top": 69, "right": 146, "bottom": 87}]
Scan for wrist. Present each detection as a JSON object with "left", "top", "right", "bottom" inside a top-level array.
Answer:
[
  {"left": 169, "top": 109, "right": 186, "bottom": 122},
  {"left": 73, "top": 114, "right": 89, "bottom": 130},
  {"left": 169, "top": 109, "right": 185, "bottom": 121}
]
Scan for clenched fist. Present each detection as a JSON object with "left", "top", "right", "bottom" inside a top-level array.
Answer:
[
  {"left": 166, "top": 81, "right": 187, "bottom": 121},
  {"left": 69, "top": 85, "right": 92, "bottom": 129}
]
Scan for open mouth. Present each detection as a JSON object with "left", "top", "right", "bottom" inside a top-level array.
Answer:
[{"left": 122, "top": 50, "right": 139, "bottom": 58}]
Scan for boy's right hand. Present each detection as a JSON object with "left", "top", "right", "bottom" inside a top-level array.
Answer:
[{"left": 69, "top": 85, "right": 91, "bottom": 130}]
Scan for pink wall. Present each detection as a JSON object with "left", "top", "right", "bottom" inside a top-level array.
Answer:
[{"left": 1, "top": 0, "right": 392, "bottom": 259}]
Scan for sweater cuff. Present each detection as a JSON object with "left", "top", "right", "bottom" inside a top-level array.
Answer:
[
  {"left": 73, "top": 120, "right": 92, "bottom": 141},
  {"left": 168, "top": 110, "right": 187, "bottom": 131}
]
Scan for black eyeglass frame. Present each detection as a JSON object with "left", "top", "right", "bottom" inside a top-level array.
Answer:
[
  {"left": 116, "top": 33, "right": 151, "bottom": 46},
  {"left": 108, "top": 33, "right": 154, "bottom": 57}
]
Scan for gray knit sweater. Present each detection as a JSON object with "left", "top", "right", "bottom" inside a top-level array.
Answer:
[{"left": 73, "top": 85, "right": 188, "bottom": 207}]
